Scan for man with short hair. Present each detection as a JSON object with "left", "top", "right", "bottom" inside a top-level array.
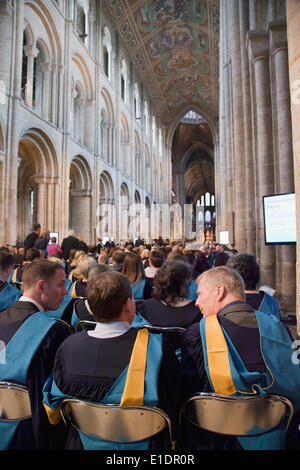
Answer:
[
  {"left": 181, "top": 266, "right": 300, "bottom": 450},
  {"left": 111, "top": 249, "right": 126, "bottom": 272},
  {"left": 144, "top": 250, "right": 165, "bottom": 287},
  {"left": 0, "top": 260, "right": 70, "bottom": 449},
  {"left": 0, "top": 250, "right": 22, "bottom": 311},
  {"left": 43, "top": 271, "right": 180, "bottom": 450}
]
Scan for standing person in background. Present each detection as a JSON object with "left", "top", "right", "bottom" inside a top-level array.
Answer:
[
  {"left": 61, "top": 230, "right": 80, "bottom": 261},
  {"left": 24, "top": 224, "right": 41, "bottom": 256},
  {"left": 34, "top": 229, "right": 50, "bottom": 255}
]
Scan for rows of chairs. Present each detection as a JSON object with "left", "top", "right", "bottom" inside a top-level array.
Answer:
[{"left": 0, "top": 381, "right": 294, "bottom": 449}]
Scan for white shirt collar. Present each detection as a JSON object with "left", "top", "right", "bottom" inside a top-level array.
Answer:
[
  {"left": 87, "top": 321, "right": 131, "bottom": 339},
  {"left": 19, "top": 296, "right": 45, "bottom": 312}
]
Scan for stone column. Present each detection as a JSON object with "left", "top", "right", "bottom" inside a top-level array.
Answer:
[
  {"left": 40, "top": 63, "right": 50, "bottom": 119},
  {"left": 33, "top": 176, "right": 46, "bottom": 229},
  {"left": 50, "top": 63, "right": 57, "bottom": 126},
  {"left": 70, "top": 189, "right": 92, "bottom": 243},
  {"left": 57, "top": 64, "right": 64, "bottom": 128},
  {"left": 269, "top": 21, "right": 296, "bottom": 312},
  {"left": 239, "top": 0, "right": 256, "bottom": 254},
  {"left": 5, "top": 1, "right": 24, "bottom": 243},
  {"left": 247, "top": 31, "right": 276, "bottom": 288},
  {"left": 23, "top": 44, "right": 39, "bottom": 108},
  {"left": 230, "top": 0, "right": 247, "bottom": 252},
  {"left": 286, "top": 0, "right": 300, "bottom": 333}
]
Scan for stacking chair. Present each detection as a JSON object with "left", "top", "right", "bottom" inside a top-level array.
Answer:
[
  {"left": 0, "top": 381, "right": 31, "bottom": 421},
  {"left": 180, "top": 392, "right": 293, "bottom": 448},
  {"left": 60, "top": 399, "right": 174, "bottom": 448},
  {"left": 52, "top": 318, "right": 74, "bottom": 335},
  {"left": 75, "top": 320, "right": 96, "bottom": 333}
]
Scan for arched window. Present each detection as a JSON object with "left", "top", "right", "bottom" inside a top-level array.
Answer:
[
  {"left": 103, "top": 26, "right": 112, "bottom": 80},
  {"left": 21, "top": 32, "right": 28, "bottom": 103},
  {"left": 101, "top": 110, "right": 108, "bottom": 162},
  {"left": 120, "top": 59, "right": 127, "bottom": 102},
  {"left": 144, "top": 101, "right": 149, "bottom": 136},
  {"left": 134, "top": 83, "right": 140, "bottom": 119},
  {"left": 33, "top": 41, "right": 46, "bottom": 115},
  {"left": 73, "top": 82, "right": 84, "bottom": 142},
  {"left": 152, "top": 117, "right": 156, "bottom": 148},
  {"left": 205, "top": 192, "right": 211, "bottom": 206},
  {"left": 77, "top": 5, "right": 86, "bottom": 41}
]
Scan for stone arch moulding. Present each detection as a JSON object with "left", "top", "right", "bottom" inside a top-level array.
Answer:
[
  {"left": 25, "top": 1, "right": 62, "bottom": 64},
  {"left": 17, "top": 127, "right": 59, "bottom": 178},
  {"left": 72, "top": 53, "right": 94, "bottom": 101},
  {"left": 99, "top": 170, "right": 115, "bottom": 203},
  {"left": 101, "top": 87, "right": 115, "bottom": 123},
  {"left": 165, "top": 104, "right": 219, "bottom": 152},
  {"left": 69, "top": 154, "right": 93, "bottom": 191}
]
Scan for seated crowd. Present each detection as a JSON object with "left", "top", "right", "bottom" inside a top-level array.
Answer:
[{"left": 0, "top": 226, "right": 299, "bottom": 450}]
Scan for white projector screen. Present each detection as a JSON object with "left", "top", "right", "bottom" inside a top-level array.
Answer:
[
  {"left": 263, "top": 193, "right": 296, "bottom": 245},
  {"left": 219, "top": 230, "right": 229, "bottom": 245}
]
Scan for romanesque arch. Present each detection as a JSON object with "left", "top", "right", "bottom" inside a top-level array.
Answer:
[{"left": 17, "top": 127, "right": 59, "bottom": 241}]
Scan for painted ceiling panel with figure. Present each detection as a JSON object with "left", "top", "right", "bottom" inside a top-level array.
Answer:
[{"left": 105, "top": 0, "right": 220, "bottom": 126}]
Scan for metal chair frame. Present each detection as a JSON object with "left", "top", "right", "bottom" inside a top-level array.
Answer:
[
  {"left": 180, "top": 392, "right": 294, "bottom": 437},
  {"left": 60, "top": 398, "right": 174, "bottom": 446},
  {"left": 0, "top": 381, "right": 31, "bottom": 422}
]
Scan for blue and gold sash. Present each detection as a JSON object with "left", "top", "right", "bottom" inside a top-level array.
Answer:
[
  {"left": 200, "top": 311, "right": 300, "bottom": 449},
  {"left": 43, "top": 328, "right": 163, "bottom": 449},
  {"left": 0, "top": 312, "right": 57, "bottom": 449}
]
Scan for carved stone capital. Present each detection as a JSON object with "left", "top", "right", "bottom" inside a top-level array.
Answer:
[
  {"left": 269, "top": 21, "right": 287, "bottom": 55},
  {"left": 24, "top": 44, "right": 39, "bottom": 58},
  {"left": 246, "top": 31, "right": 269, "bottom": 63}
]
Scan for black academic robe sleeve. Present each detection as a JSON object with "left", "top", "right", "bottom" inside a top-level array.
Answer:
[{"left": 9, "top": 322, "right": 70, "bottom": 450}]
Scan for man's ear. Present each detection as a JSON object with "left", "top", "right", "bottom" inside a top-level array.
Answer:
[
  {"left": 36, "top": 279, "right": 45, "bottom": 293},
  {"left": 216, "top": 284, "right": 226, "bottom": 301}
]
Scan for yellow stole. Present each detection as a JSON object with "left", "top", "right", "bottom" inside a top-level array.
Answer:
[
  {"left": 205, "top": 315, "right": 237, "bottom": 395},
  {"left": 120, "top": 328, "right": 149, "bottom": 407},
  {"left": 44, "top": 328, "right": 150, "bottom": 424}
]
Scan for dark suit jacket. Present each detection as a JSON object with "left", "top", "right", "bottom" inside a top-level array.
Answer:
[{"left": 61, "top": 236, "right": 80, "bottom": 260}]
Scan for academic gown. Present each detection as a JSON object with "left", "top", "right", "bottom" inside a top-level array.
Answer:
[
  {"left": 139, "top": 298, "right": 202, "bottom": 351},
  {"left": 180, "top": 302, "right": 300, "bottom": 450},
  {"left": 44, "top": 328, "right": 181, "bottom": 450},
  {"left": 0, "top": 281, "right": 22, "bottom": 312},
  {"left": 0, "top": 301, "right": 70, "bottom": 449},
  {"left": 246, "top": 291, "right": 280, "bottom": 319}
]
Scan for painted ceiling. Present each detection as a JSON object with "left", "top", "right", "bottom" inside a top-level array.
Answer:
[{"left": 104, "top": 0, "right": 220, "bottom": 127}]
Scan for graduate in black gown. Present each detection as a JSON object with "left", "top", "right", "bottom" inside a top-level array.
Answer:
[
  {"left": 0, "top": 260, "right": 71, "bottom": 449},
  {"left": 45, "top": 271, "right": 181, "bottom": 450}
]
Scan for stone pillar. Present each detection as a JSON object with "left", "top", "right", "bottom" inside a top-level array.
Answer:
[
  {"left": 230, "top": 0, "right": 247, "bottom": 252},
  {"left": 40, "top": 63, "right": 50, "bottom": 119},
  {"left": 23, "top": 44, "right": 39, "bottom": 108},
  {"left": 57, "top": 64, "right": 64, "bottom": 128},
  {"left": 70, "top": 189, "right": 92, "bottom": 243},
  {"left": 247, "top": 31, "right": 276, "bottom": 288},
  {"left": 51, "top": 63, "right": 57, "bottom": 126},
  {"left": 286, "top": 0, "right": 300, "bottom": 332},
  {"left": 239, "top": 0, "right": 256, "bottom": 254},
  {"left": 269, "top": 21, "right": 296, "bottom": 311},
  {"left": 5, "top": 1, "right": 24, "bottom": 244},
  {"left": 34, "top": 176, "right": 46, "bottom": 229}
]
